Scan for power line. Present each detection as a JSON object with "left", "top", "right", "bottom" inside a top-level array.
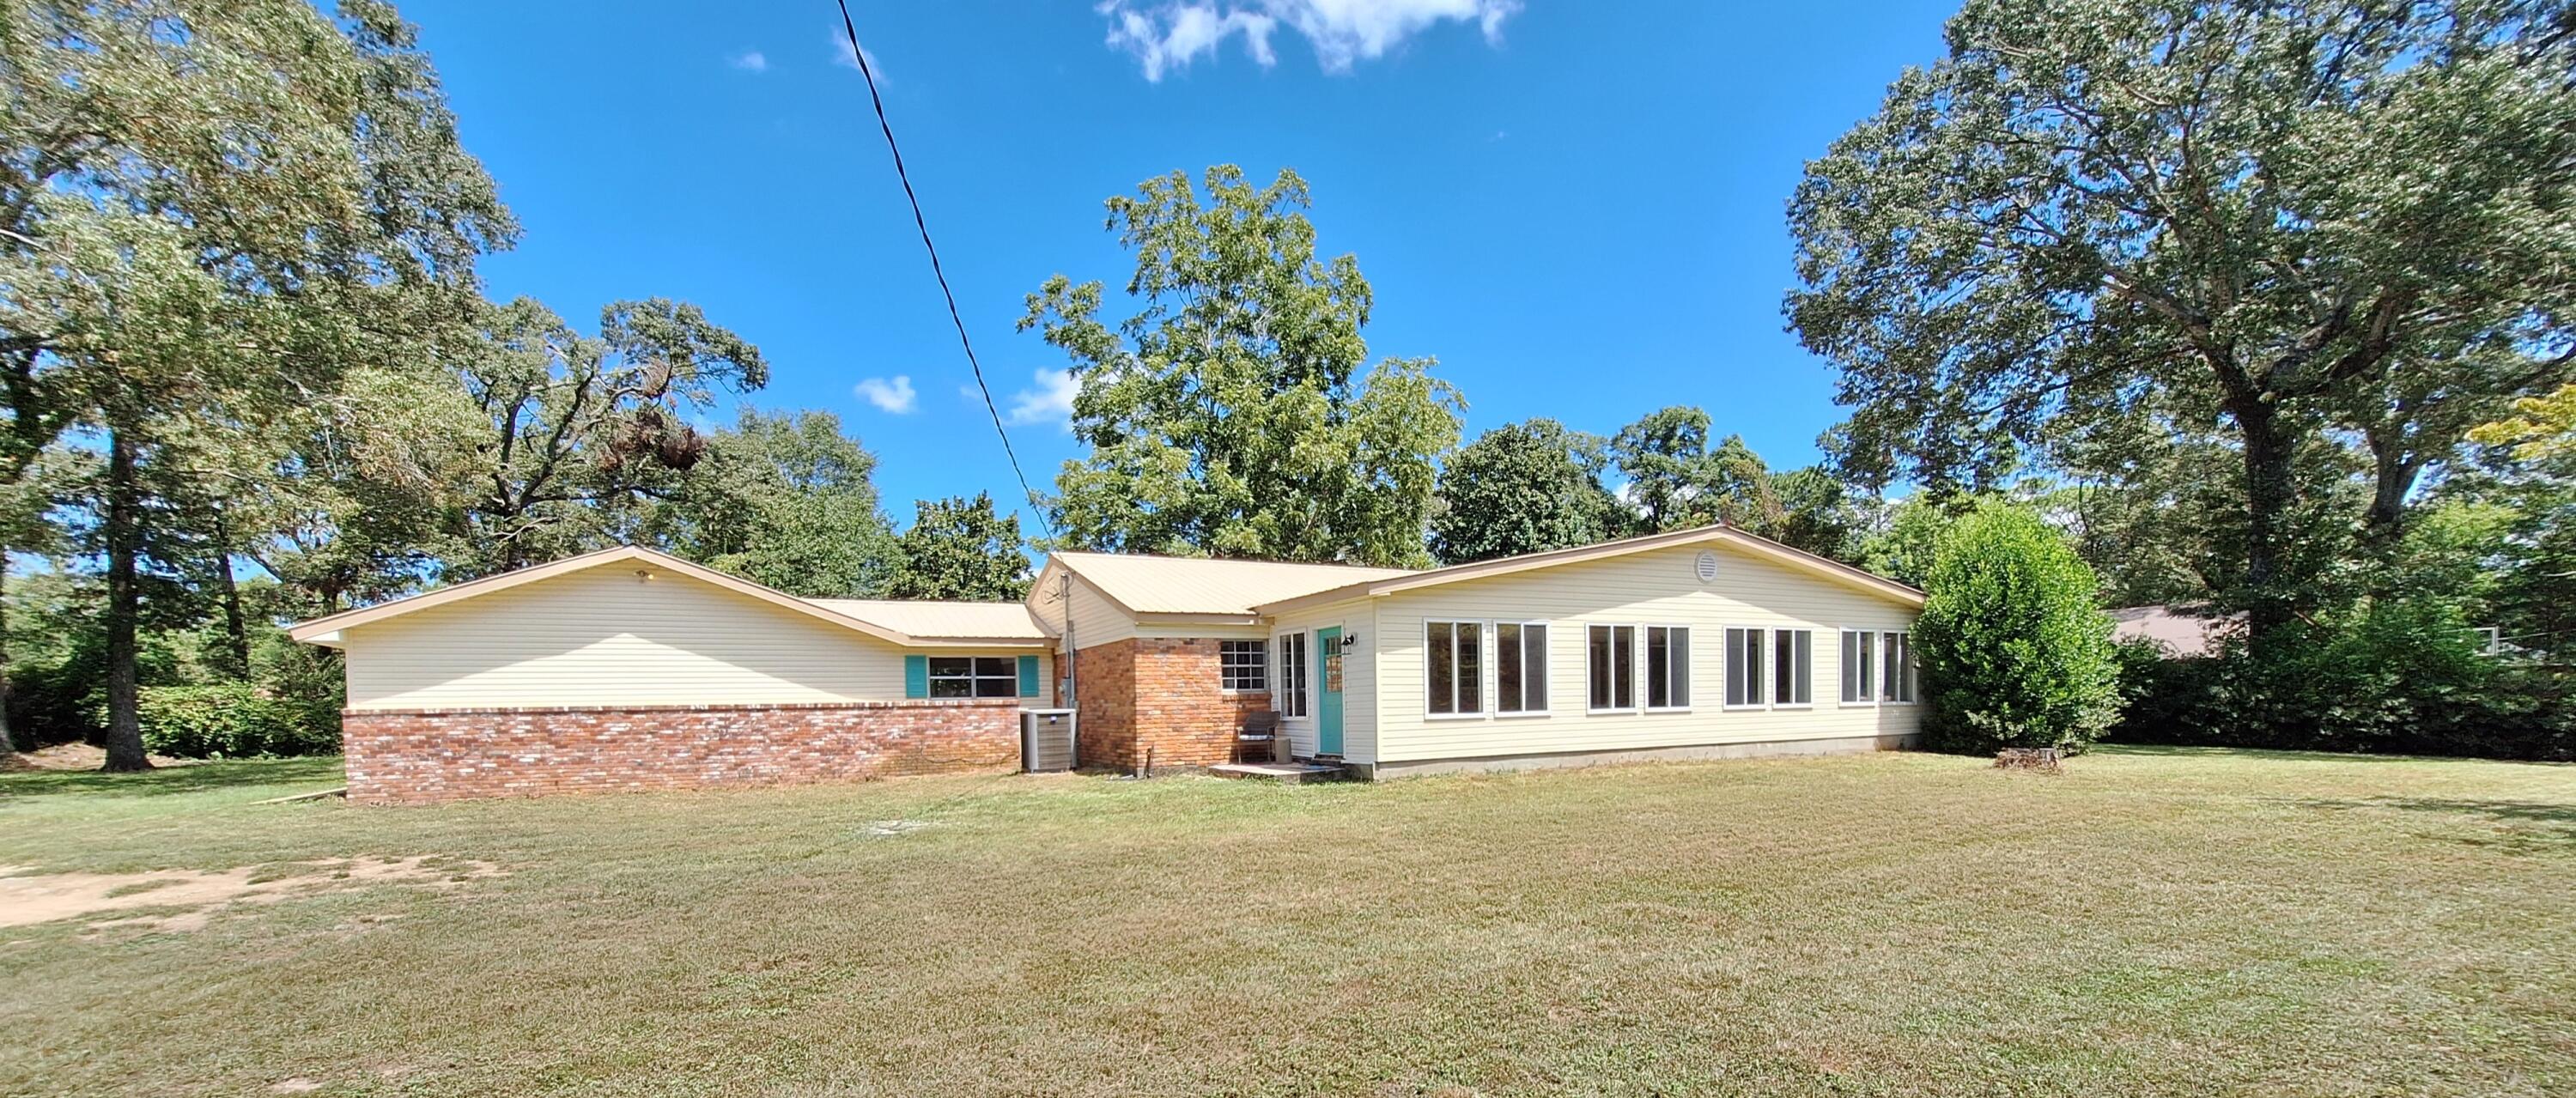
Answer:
[{"left": 830, "top": 0, "right": 1053, "bottom": 537}]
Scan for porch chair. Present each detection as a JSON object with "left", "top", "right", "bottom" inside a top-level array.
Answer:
[{"left": 1231, "top": 711, "right": 1285, "bottom": 765}]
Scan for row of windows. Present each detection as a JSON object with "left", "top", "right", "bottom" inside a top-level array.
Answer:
[{"left": 1429, "top": 622, "right": 1914, "bottom": 718}]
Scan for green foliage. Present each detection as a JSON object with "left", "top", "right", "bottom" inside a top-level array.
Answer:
[
  {"left": 1789, "top": 0, "right": 2576, "bottom": 639},
  {"left": 2111, "top": 601, "right": 2572, "bottom": 761},
  {"left": 1916, "top": 506, "right": 2121, "bottom": 753},
  {"left": 1022, "top": 166, "right": 1465, "bottom": 567},
  {"left": 133, "top": 684, "right": 336, "bottom": 760},
  {"left": 889, "top": 494, "right": 1031, "bottom": 602},
  {"left": 1430, "top": 419, "right": 1621, "bottom": 564},
  {"left": 1609, "top": 407, "right": 1780, "bottom": 533},
  {"left": 639, "top": 409, "right": 896, "bottom": 598}
]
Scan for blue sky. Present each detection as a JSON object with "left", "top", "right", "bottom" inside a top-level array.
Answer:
[{"left": 401, "top": 0, "right": 1959, "bottom": 533}]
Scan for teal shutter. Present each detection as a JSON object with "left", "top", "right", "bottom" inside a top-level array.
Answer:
[
  {"left": 904, "top": 654, "right": 928, "bottom": 699},
  {"left": 1017, "top": 655, "right": 1041, "bottom": 697}
]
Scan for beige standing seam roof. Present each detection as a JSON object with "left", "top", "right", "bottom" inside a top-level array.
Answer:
[
  {"left": 1042, "top": 551, "right": 1419, "bottom": 617},
  {"left": 1251, "top": 524, "right": 1925, "bottom": 615},
  {"left": 289, "top": 545, "right": 1051, "bottom": 649},
  {"left": 810, "top": 599, "right": 1052, "bottom": 641}
]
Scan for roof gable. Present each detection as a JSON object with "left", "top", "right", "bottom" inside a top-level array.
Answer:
[
  {"left": 289, "top": 547, "right": 1042, "bottom": 649},
  {"left": 1251, "top": 525, "right": 1923, "bottom": 614},
  {"left": 1042, "top": 551, "right": 1417, "bottom": 617}
]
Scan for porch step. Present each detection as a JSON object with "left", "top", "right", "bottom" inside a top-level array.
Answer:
[{"left": 1208, "top": 761, "right": 1347, "bottom": 784}]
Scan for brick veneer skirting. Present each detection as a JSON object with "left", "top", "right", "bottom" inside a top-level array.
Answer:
[
  {"left": 1072, "top": 637, "right": 1270, "bottom": 771},
  {"left": 340, "top": 699, "right": 1024, "bottom": 804}
]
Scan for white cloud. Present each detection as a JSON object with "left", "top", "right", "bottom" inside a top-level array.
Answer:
[
  {"left": 854, "top": 375, "right": 918, "bottom": 414},
  {"left": 1096, "top": 0, "right": 1519, "bottom": 80},
  {"left": 829, "top": 33, "right": 886, "bottom": 81},
  {"left": 730, "top": 50, "right": 768, "bottom": 73},
  {"left": 1002, "top": 369, "right": 1080, "bottom": 429}
]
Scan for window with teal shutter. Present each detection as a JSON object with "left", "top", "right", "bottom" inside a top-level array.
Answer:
[
  {"left": 903, "top": 654, "right": 928, "bottom": 699},
  {"left": 1018, "top": 655, "right": 1041, "bottom": 697}
]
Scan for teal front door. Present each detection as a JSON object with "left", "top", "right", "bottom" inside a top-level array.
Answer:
[{"left": 1316, "top": 626, "right": 1346, "bottom": 756}]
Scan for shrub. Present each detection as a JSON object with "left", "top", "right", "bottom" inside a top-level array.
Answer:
[
  {"left": 1916, "top": 506, "right": 2121, "bottom": 755},
  {"left": 136, "top": 683, "right": 340, "bottom": 759},
  {"left": 2107, "top": 598, "right": 2576, "bottom": 761}
]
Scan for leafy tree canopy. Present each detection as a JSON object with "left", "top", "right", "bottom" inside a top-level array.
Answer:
[
  {"left": 1789, "top": 0, "right": 2576, "bottom": 645},
  {"left": 889, "top": 493, "right": 1031, "bottom": 602},
  {"left": 637, "top": 409, "right": 896, "bottom": 598},
  {"left": 1429, "top": 419, "right": 1621, "bottom": 564},
  {"left": 1020, "top": 166, "right": 1465, "bottom": 567}
]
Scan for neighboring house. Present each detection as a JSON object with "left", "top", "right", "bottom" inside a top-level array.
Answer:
[
  {"left": 295, "top": 525, "right": 1924, "bottom": 803},
  {"left": 2109, "top": 605, "right": 2243, "bottom": 658}
]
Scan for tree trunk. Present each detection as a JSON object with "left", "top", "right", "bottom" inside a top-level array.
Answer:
[
  {"left": 213, "top": 509, "right": 250, "bottom": 679},
  {"left": 100, "top": 426, "right": 150, "bottom": 772},
  {"left": 0, "top": 548, "right": 12, "bottom": 755},
  {"left": 2360, "top": 426, "right": 2421, "bottom": 550},
  {"left": 2234, "top": 397, "right": 2300, "bottom": 652}
]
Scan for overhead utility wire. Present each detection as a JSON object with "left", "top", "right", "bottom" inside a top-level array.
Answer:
[{"left": 830, "top": 0, "right": 1052, "bottom": 537}]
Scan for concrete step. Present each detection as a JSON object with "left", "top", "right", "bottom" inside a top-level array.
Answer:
[{"left": 1207, "top": 761, "right": 1347, "bottom": 784}]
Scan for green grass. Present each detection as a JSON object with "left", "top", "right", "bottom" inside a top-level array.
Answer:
[{"left": 3, "top": 747, "right": 2573, "bottom": 1096}]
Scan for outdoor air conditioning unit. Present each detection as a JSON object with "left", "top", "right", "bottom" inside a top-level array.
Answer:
[{"left": 1019, "top": 708, "right": 1077, "bottom": 773}]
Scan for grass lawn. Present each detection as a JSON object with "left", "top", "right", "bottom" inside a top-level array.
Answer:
[{"left": 3, "top": 747, "right": 2573, "bottom": 1096}]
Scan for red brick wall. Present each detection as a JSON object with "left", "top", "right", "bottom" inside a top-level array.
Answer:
[
  {"left": 1070, "top": 638, "right": 1270, "bottom": 770},
  {"left": 340, "top": 699, "right": 1023, "bottom": 804}
]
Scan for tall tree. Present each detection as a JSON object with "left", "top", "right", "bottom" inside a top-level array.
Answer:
[
  {"left": 1609, "top": 407, "right": 1783, "bottom": 533},
  {"left": 1787, "top": 0, "right": 2576, "bottom": 650},
  {"left": 1429, "top": 419, "right": 1620, "bottom": 564},
  {"left": 0, "top": 0, "right": 514, "bottom": 769},
  {"left": 889, "top": 494, "right": 1031, "bottom": 602},
  {"left": 444, "top": 296, "right": 766, "bottom": 577},
  {"left": 1020, "top": 166, "right": 1465, "bottom": 567},
  {"left": 637, "top": 409, "right": 897, "bottom": 598}
]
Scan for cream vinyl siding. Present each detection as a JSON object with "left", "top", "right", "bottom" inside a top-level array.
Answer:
[
  {"left": 1266, "top": 597, "right": 1376, "bottom": 760},
  {"left": 1371, "top": 544, "right": 1917, "bottom": 763},
  {"left": 342, "top": 564, "right": 1054, "bottom": 709},
  {"left": 1060, "top": 573, "right": 1140, "bottom": 649}
]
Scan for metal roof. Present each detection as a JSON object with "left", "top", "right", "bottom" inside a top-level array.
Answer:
[
  {"left": 809, "top": 599, "right": 1052, "bottom": 641},
  {"left": 1044, "top": 551, "right": 1419, "bottom": 616}
]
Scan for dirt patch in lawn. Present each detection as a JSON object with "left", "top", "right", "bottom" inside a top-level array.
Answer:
[
  {"left": 0, "top": 856, "right": 502, "bottom": 935},
  {"left": 6, "top": 743, "right": 197, "bottom": 771}
]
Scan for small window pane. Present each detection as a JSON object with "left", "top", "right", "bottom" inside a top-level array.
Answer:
[
  {"left": 1498, "top": 624, "right": 1524, "bottom": 713},
  {"left": 1589, "top": 626, "right": 1613, "bottom": 709},
  {"left": 1668, "top": 628, "right": 1689, "bottom": 708},
  {"left": 1613, "top": 626, "right": 1635, "bottom": 709},
  {"left": 1456, "top": 623, "right": 1481, "bottom": 714},
  {"left": 1427, "top": 622, "right": 1455, "bottom": 715},
  {"left": 1647, "top": 628, "right": 1670, "bottom": 707},
  {"left": 1524, "top": 624, "right": 1549, "bottom": 712}
]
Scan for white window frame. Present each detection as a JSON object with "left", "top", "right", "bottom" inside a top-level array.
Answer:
[
  {"left": 1493, "top": 620, "right": 1552, "bottom": 719},
  {"left": 1841, "top": 629, "right": 1878, "bottom": 707},
  {"left": 1586, "top": 622, "right": 1640, "bottom": 714},
  {"left": 1424, "top": 619, "right": 1487, "bottom": 720},
  {"left": 1218, "top": 639, "right": 1268, "bottom": 694},
  {"left": 1644, "top": 624, "right": 1692, "bottom": 713},
  {"left": 1771, "top": 628, "right": 1815, "bottom": 709},
  {"left": 1723, "top": 626, "right": 1767, "bottom": 710},
  {"left": 1273, "top": 630, "right": 1310, "bottom": 719}
]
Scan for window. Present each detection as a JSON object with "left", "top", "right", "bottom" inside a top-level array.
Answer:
[
  {"left": 1588, "top": 625, "right": 1636, "bottom": 712},
  {"left": 1773, "top": 629, "right": 1814, "bottom": 707},
  {"left": 1496, "top": 622, "right": 1550, "bottom": 715},
  {"left": 1842, "top": 630, "right": 1876, "bottom": 704},
  {"left": 929, "top": 656, "right": 1019, "bottom": 699},
  {"left": 1220, "top": 640, "right": 1267, "bottom": 692},
  {"left": 1881, "top": 631, "right": 1917, "bottom": 703},
  {"left": 1426, "top": 621, "right": 1484, "bottom": 716},
  {"left": 1725, "top": 628, "right": 1765, "bottom": 707},
  {"left": 1274, "top": 632, "right": 1309, "bottom": 718},
  {"left": 1646, "top": 626, "right": 1692, "bottom": 709}
]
